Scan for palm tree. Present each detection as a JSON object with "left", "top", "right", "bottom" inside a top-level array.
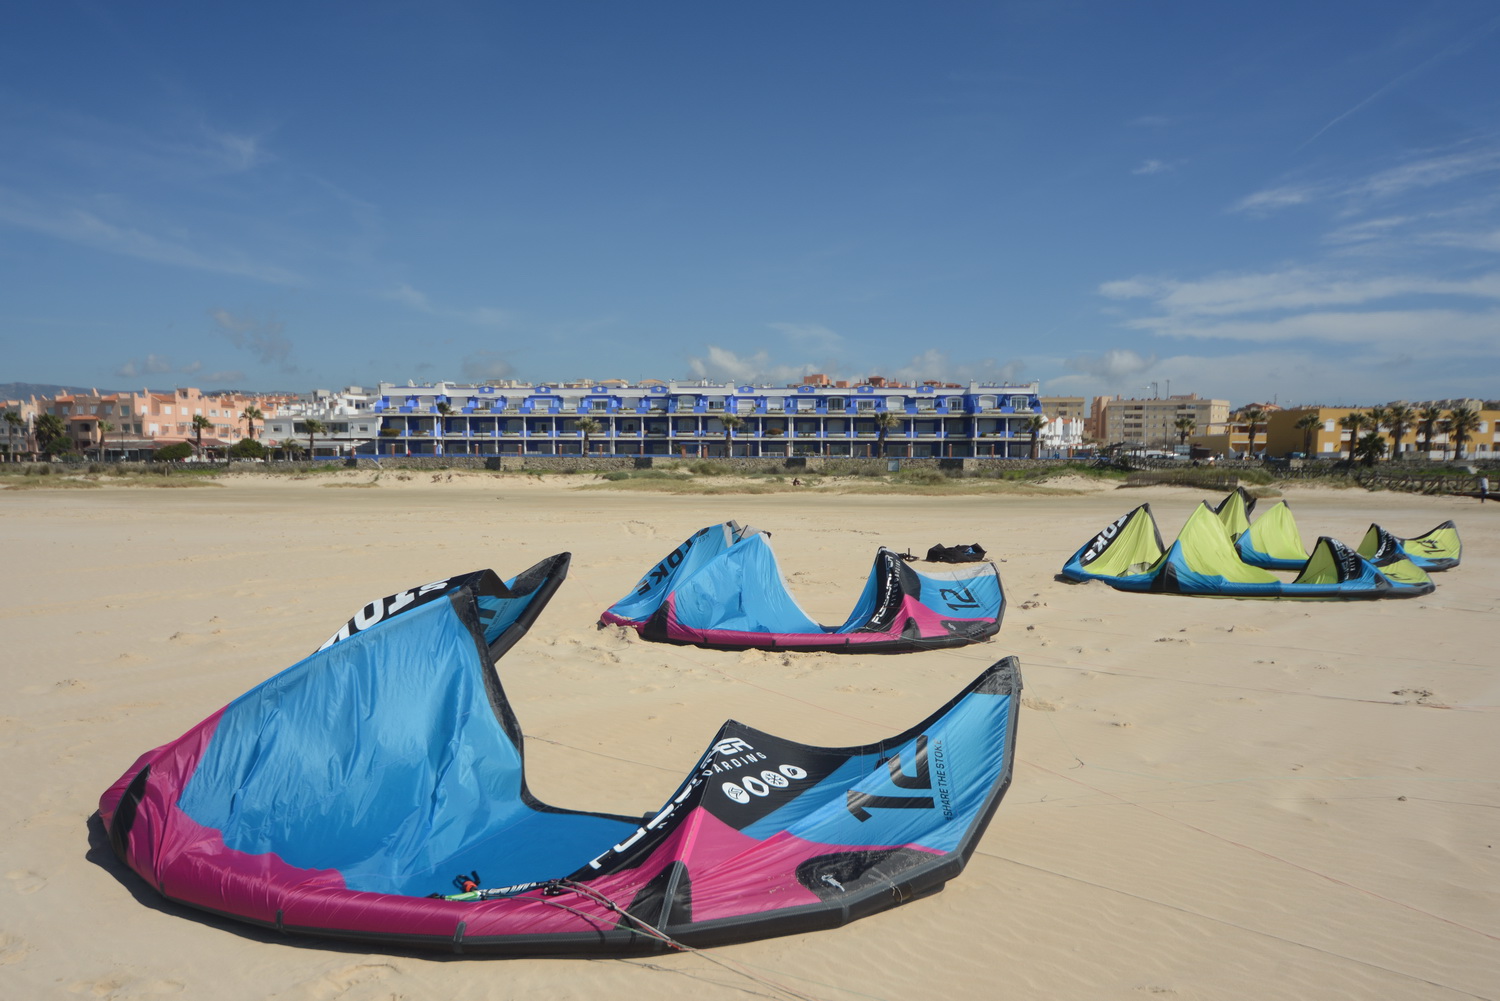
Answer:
[
  {"left": 303, "top": 418, "right": 327, "bottom": 458},
  {"left": 96, "top": 420, "right": 116, "bottom": 461},
  {"left": 34, "top": 413, "right": 67, "bottom": 457},
  {"left": 1417, "top": 405, "right": 1444, "bottom": 459},
  {"left": 1294, "top": 412, "right": 1321, "bottom": 457},
  {"left": 240, "top": 404, "right": 264, "bottom": 441},
  {"left": 720, "top": 414, "right": 744, "bottom": 458},
  {"left": 1174, "top": 415, "right": 1196, "bottom": 449},
  {"left": 1365, "top": 406, "right": 1389, "bottom": 462},
  {"left": 3, "top": 410, "right": 23, "bottom": 461},
  {"left": 1025, "top": 414, "right": 1047, "bottom": 459},
  {"left": 874, "top": 410, "right": 901, "bottom": 458},
  {"left": 1384, "top": 403, "right": 1414, "bottom": 461},
  {"left": 1354, "top": 431, "right": 1387, "bottom": 466},
  {"left": 575, "top": 417, "right": 601, "bottom": 456},
  {"left": 191, "top": 414, "right": 212, "bottom": 457},
  {"left": 1338, "top": 412, "right": 1366, "bottom": 463},
  {"left": 1239, "top": 406, "right": 1266, "bottom": 459},
  {"left": 1446, "top": 405, "right": 1481, "bottom": 460}
]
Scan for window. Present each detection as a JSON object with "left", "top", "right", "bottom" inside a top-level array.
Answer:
[
  {"left": 706, "top": 397, "right": 725, "bottom": 411},
  {"left": 916, "top": 398, "right": 936, "bottom": 412},
  {"left": 590, "top": 399, "right": 609, "bottom": 412},
  {"left": 825, "top": 397, "right": 845, "bottom": 412},
  {"left": 946, "top": 397, "right": 963, "bottom": 411},
  {"left": 766, "top": 398, "right": 784, "bottom": 412},
  {"left": 856, "top": 399, "right": 875, "bottom": 412},
  {"left": 795, "top": 398, "right": 815, "bottom": 411},
  {"left": 1010, "top": 396, "right": 1032, "bottom": 410},
  {"left": 886, "top": 396, "right": 905, "bottom": 411}
]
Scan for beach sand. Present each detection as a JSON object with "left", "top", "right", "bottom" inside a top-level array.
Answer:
[{"left": 1, "top": 473, "right": 1495, "bottom": 1000}]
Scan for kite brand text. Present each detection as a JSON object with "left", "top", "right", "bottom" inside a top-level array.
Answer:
[
  {"left": 1081, "top": 514, "right": 1131, "bottom": 565},
  {"left": 931, "top": 738, "right": 954, "bottom": 819},
  {"left": 317, "top": 577, "right": 456, "bottom": 651},
  {"left": 635, "top": 532, "right": 703, "bottom": 595}
]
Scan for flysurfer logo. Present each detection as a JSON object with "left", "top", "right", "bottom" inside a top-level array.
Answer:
[
  {"left": 1080, "top": 514, "right": 1131, "bottom": 565},
  {"left": 317, "top": 577, "right": 457, "bottom": 651},
  {"left": 634, "top": 527, "right": 711, "bottom": 596}
]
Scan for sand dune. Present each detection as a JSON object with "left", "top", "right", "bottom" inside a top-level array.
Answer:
[{"left": 1, "top": 475, "right": 1494, "bottom": 1000}]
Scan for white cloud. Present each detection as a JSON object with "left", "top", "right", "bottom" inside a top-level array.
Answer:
[
  {"left": 1126, "top": 307, "right": 1500, "bottom": 357},
  {"left": 1419, "top": 227, "right": 1500, "bottom": 253},
  {"left": 1350, "top": 148, "right": 1500, "bottom": 202},
  {"left": 1321, "top": 216, "right": 1413, "bottom": 246},
  {"left": 1230, "top": 185, "right": 1318, "bottom": 216},
  {"left": 115, "top": 354, "right": 177, "bottom": 377},
  {"left": 767, "top": 321, "right": 842, "bottom": 349},
  {"left": 686, "top": 346, "right": 819, "bottom": 385},
  {"left": 1099, "top": 268, "right": 1500, "bottom": 319},
  {"left": 0, "top": 187, "right": 304, "bottom": 285},
  {"left": 461, "top": 351, "right": 514, "bottom": 382},
  {"left": 1132, "top": 159, "right": 1172, "bottom": 176},
  {"left": 889, "top": 349, "right": 1026, "bottom": 385},
  {"left": 1063, "top": 349, "right": 1158, "bottom": 383},
  {"left": 382, "top": 283, "right": 511, "bottom": 328},
  {"left": 211, "top": 309, "right": 297, "bottom": 372}
]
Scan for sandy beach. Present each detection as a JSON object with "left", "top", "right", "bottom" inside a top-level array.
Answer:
[{"left": 1, "top": 473, "right": 1495, "bottom": 1000}]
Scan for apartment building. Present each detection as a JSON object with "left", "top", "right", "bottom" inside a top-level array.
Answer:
[
  {"left": 367, "top": 379, "right": 1047, "bottom": 458},
  {"left": 1265, "top": 403, "right": 1500, "bottom": 459},
  {"left": 1093, "top": 394, "right": 1230, "bottom": 449}
]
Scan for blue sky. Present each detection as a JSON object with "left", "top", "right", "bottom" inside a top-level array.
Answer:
[{"left": 3, "top": 2, "right": 1498, "bottom": 407}]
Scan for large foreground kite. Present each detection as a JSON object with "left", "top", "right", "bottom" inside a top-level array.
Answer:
[{"left": 98, "top": 556, "right": 1022, "bottom": 954}]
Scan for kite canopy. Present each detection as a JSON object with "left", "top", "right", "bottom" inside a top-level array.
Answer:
[
  {"left": 1358, "top": 521, "right": 1462, "bottom": 572},
  {"left": 600, "top": 522, "right": 1004, "bottom": 652},
  {"left": 1235, "top": 500, "right": 1311, "bottom": 571},
  {"left": 98, "top": 557, "right": 1022, "bottom": 954},
  {"left": 1212, "top": 486, "right": 1257, "bottom": 541},
  {"left": 1062, "top": 502, "right": 1434, "bottom": 599}
]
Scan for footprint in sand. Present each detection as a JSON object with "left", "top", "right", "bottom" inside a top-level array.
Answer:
[
  {"left": 1021, "top": 697, "right": 1058, "bottom": 712},
  {"left": 69, "top": 973, "right": 185, "bottom": 997},
  {"left": 7, "top": 870, "right": 47, "bottom": 894},
  {"left": 0, "top": 932, "right": 28, "bottom": 966},
  {"left": 623, "top": 521, "right": 656, "bottom": 537},
  {"left": 310, "top": 962, "right": 400, "bottom": 1000}
]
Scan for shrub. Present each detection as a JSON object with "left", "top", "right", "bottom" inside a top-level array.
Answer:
[
  {"left": 229, "top": 438, "right": 268, "bottom": 459},
  {"left": 155, "top": 442, "right": 193, "bottom": 462}
]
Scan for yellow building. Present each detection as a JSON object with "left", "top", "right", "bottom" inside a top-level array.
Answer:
[{"left": 1264, "top": 404, "right": 1500, "bottom": 460}]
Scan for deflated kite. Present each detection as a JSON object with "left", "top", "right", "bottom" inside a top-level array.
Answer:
[
  {"left": 601, "top": 522, "right": 1004, "bottom": 652},
  {"left": 98, "top": 556, "right": 1022, "bottom": 954},
  {"left": 1062, "top": 502, "right": 1434, "bottom": 598}
]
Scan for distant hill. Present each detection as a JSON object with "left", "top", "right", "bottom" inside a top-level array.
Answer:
[{"left": 0, "top": 382, "right": 121, "bottom": 402}]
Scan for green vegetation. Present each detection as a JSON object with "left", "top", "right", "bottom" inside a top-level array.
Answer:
[{"left": 228, "top": 438, "right": 267, "bottom": 459}]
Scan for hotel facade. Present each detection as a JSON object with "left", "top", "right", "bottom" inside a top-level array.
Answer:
[{"left": 362, "top": 379, "right": 1072, "bottom": 459}]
